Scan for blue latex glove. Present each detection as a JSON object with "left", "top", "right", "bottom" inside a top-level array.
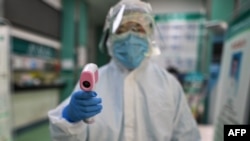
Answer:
[{"left": 62, "top": 90, "right": 102, "bottom": 123}]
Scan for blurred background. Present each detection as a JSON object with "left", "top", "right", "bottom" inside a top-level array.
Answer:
[{"left": 0, "top": 0, "right": 250, "bottom": 141}]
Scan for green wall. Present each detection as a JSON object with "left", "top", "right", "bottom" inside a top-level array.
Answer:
[
  {"left": 96, "top": 26, "right": 111, "bottom": 67},
  {"left": 207, "top": 0, "right": 234, "bottom": 73},
  {"left": 60, "top": 0, "right": 88, "bottom": 101},
  {"left": 203, "top": 0, "right": 235, "bottom": 124},
  {"left": 205, "top": 0, "right": 234, "bottom": 74},
  {"left": 76, "top": 0, "right": 88, "bottom": 78},
  {"left": 211, "top": 0, "right": 234, "bottom": 21},
  {"left": 60, "top": 0, "right": 76, "bottom": 101}
]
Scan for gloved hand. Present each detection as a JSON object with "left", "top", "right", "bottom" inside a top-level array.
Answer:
[{"left": 62, "top": 90, "right": 102, "bottom": 123}]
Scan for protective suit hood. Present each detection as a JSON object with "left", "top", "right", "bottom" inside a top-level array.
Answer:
[{"left": 98, "top": 0, "right": 160, "bottom": 57}]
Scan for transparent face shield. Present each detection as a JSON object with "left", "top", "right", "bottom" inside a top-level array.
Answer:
[
  {"left": 99, "top": 1, "right": 161, "bottom": 56},
  {"left": 113, "top": 13, "right": 153, "bottom": 36},
  {"left": 111, "top": 6, "right": 161, "bottom": 56}
]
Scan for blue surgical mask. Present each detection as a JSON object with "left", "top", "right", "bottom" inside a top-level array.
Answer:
[{"left": 112, "top": 33, "right": 149, "bottom": 69}]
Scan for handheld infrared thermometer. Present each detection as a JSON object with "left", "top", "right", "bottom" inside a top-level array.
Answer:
[{"left": 79, "top": 63, "right": 98, "bottom": 124}]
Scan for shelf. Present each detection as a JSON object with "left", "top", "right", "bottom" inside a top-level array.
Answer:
[
  {"left": 12, "top": 83, "right": 65, "bottom": 92},
  {"left": 13, "top": 69, "right": 57, "bottom": 72}
]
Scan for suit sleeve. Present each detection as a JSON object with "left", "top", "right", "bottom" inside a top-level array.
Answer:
[
  {"left": 48, "top": 81, "right": 88, "bottom": 141},
  {"left": 170, "top": 76, "right": 201, "bottom": 141}
]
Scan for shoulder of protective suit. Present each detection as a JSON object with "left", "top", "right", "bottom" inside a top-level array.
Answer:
[
  {"left": 98, "top": 63, "right": 111, "bottom": 73},
  {"left": 97, "top": 61, "right": 120, "bottom": 76},
  {"left": 150, "top": 63, "right": 184, "bottom": 106},
  {"left": 149, "top": 61, "right": 182, "bottom": 88},
  {"left": 149, "top": 61, "right": 170, "bottom": 77}
]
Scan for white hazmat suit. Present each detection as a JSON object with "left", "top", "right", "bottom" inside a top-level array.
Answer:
[{"left": 48, "top": 0, "right": 201, "bottom": 141}]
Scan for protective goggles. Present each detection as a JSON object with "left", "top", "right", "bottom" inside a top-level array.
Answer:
[
  {"left": 111, "top": 10, "right": 154, "bottom": 36},
  {"left": 115, "top": 21, "right": 147, "bottom": 35}
]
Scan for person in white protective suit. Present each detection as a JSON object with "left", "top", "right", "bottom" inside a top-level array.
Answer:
[{"left": 48, "top": 0, "right": 201, "bottom": 141}]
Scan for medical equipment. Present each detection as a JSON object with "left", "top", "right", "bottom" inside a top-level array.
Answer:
[{"left": 80, "top": 63, "right": 99, "bottom": 124}]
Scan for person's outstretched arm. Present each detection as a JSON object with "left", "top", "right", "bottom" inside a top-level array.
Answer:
[
  {"left": 170, "top": 77, "right": 201, "bottom": 141},
  {"left": 48, "top": 82, "right": 102, "bottom": 141}
]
